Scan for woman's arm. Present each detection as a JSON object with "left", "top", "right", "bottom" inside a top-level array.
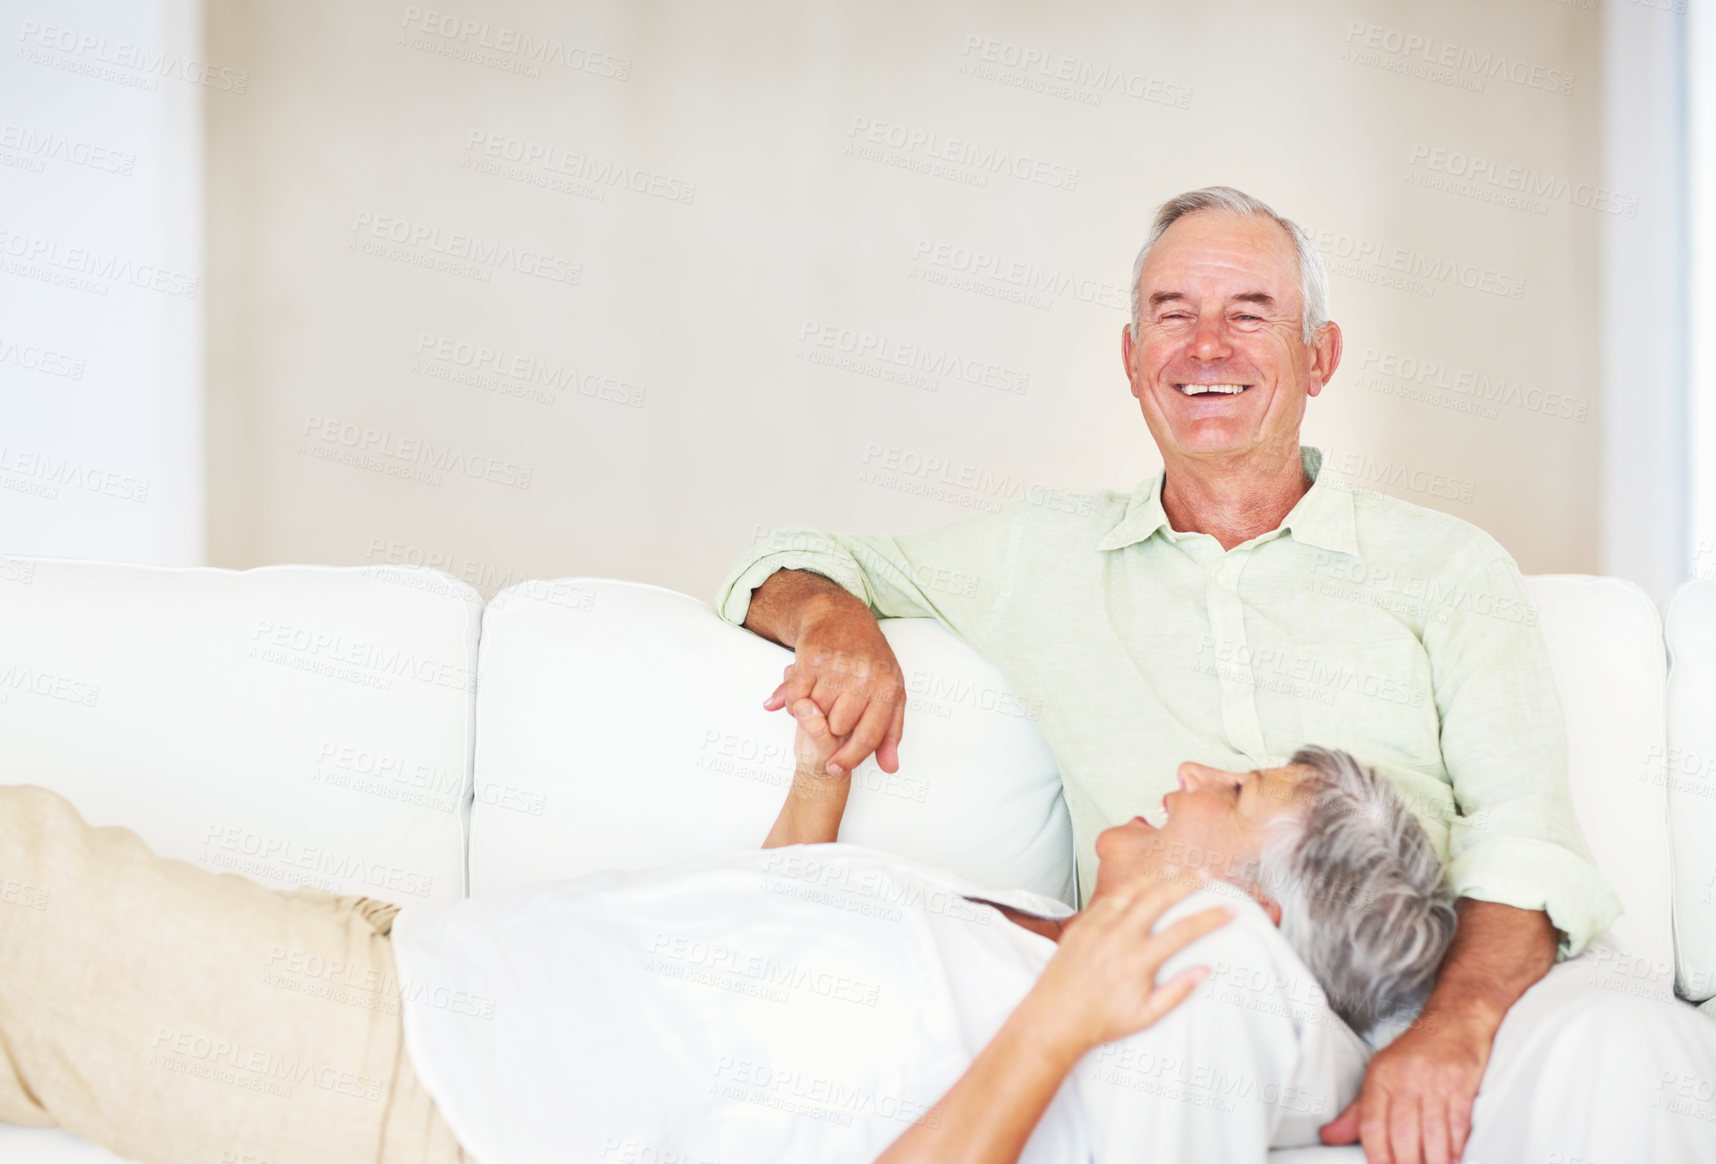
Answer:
[
  {"left": 876, "top": 877, "right": 1233, "bottom": 1164},
  {"left": 762, "top": 698, "right": 852, "bottom": 847}
]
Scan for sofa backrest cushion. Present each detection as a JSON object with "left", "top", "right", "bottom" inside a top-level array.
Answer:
[
  {"left": 0, "top": 558, "right": 478, "bottom": 906},
  {"left": 1665, "top": 580, "right": 1716, "bottom": 1001},
  {"left": 1525, "top": 576, "right": 1674, "bottom": 987},
  {"left": 467, "top": 579, "right": 1075, "bottom": 903}
]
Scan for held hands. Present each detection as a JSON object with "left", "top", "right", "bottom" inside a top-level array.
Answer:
[
  {"left": 764, "top": 610, "right": 906, "bottom": 777},
  {"left": 788, "top": 697, "right": 847, "bottom": 790},
  {"left": 1018, "top": 874, "right": 1235, "bottom": 1059},
  {"left": 761, "top": 698, "right": 856, "bottom": 848}
]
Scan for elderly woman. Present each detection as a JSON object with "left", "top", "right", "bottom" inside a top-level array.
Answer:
[{"left": 0, "top": 704, "right": 1453, "bottom": 1164}]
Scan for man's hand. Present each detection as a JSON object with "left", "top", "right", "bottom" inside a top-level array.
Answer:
[
  {"left": 1319, "top": 899, "right": 1555, "bottom": 1163},
  {"left": 763, "top": 605, "right": 907, "bottom": 778},
  {"left": 1319, "top": 1009, "right": 1490, "bottom": 1164}
]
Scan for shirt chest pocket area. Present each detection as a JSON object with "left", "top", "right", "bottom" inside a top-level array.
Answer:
[{"left": 1292, "top": 639, "right": 1442, "bottom": 768}]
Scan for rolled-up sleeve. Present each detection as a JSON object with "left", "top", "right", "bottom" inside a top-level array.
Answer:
[
  {"left": 712, "top": 505, "right": 1023, "bottom": 647},
  {"left": 1427, "top": 551, "right": 1624, "bottom": 959}
]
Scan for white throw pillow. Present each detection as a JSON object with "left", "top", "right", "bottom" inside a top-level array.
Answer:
[
  {"left": 1665, "top": 581, "right": 1716, "bottom": 1002},
  {"left": 0, "top": 558, "right": 479, "bottom": 906},
  {"left": 468, "top": 578, "right": 1075, "bottom": 903},
  {"left": 1525, "top": 575, "right": 1674, "bottom": 987}
]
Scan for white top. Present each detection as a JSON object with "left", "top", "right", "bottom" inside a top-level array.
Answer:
[{"left": 393, "top": 844, "right": 1365, "bottom": 1164}]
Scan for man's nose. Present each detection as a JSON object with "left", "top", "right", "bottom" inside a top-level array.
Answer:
[{"left": 1188, "top": 314, "right": 1232, "bottom": 360}]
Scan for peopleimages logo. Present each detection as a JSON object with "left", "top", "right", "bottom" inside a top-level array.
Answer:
[
  {"left": 413, "top": 332, "right": 648, "bottom": 408},
  {"left": 0, "top": 445, "right": 150, "bottom": 503},
  {"left": 462, "top": 130, "right": 696, "bottom": 204},
  {"left": 201, "top": 823, "right": 435, "bottom": 899},
  {"left": 1342, "top": 22, "right": 1575, "bottom": 95},
  {"left": 859, "top": 441, "right": 1094, "bottom": 516},
  {"left": 0, "top": 335, "right": 86, "bottom": 380},
  {"left": 1318, "top": 446, "right": 1477, "bottom": 506},
  {"left": 957, "top": 34, "right": 1192, "bottom": 110},
  {"left": 398, "top": 6, "right": 630, "bottom": 80},
  {"left": 1304, "top": 225, "right": 1526, "bottom": 302},
  {"left": 249, "top": 619, "right": 475, "bottom": 695},
  {"left": 797, "top": 320, "right": 1030, "bottom": 395},
  {"left": 845, "top": 117, "right": 1079, "bottom": 191},
  {"left": 910, "top": 238, "right": 1128, "bottom": 311},
  {"left": 299, "top": 414, "right": 534, "bottom": 490},
  {"left": 0, "top": 664, "right": 100, "bottom": 708},
  {"left": 348, "top": 212, "right": 580, "bottom": 286},
  {"left": 15, "top": 20, "right": 250, "bottom": 92},
  {"left": 1406, "top": 144, "right": 1639, "bottom": 219},
  {"left": 0, "top": 122, "right": 136, "bottom": 175},
  {"left": 0, "top": 226, "right": 200, "bottom": 299},
  {"left": 1356, "top": 347, "right": 1589, "bottom": 423}
]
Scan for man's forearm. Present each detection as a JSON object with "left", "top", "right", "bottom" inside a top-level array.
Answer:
[
  {"left": 1420, "top": 899, "right": 1556, "bottom": 1034},
  {"left": 742, "top": 568, "right": 868, "bottom": 647}
]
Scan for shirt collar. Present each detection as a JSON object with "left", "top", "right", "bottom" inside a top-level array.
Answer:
[{"left": 1094, "top": 445, "right": 1359, "bottom": 557}]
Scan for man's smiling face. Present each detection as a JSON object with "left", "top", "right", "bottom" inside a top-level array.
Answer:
[{"left": 1121, "top": 210, "right": 1337, "bottom": 466}]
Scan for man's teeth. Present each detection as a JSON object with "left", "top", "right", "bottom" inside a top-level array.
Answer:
[{"left": 1178, "top": 383, "right": 1247, "bottom": 396}]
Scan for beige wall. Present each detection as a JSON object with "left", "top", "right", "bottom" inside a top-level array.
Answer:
[{"left": 207, "top": 0, "right": 1606, "bottom": 600}]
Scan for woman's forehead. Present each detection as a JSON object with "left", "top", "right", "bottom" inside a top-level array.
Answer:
[{"left": 1249, "top": 764, "right": 1317, "bottom": 808}]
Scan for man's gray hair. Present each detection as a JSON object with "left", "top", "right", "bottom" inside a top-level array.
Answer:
[
  {"left": 1257, "top": 746, "right": 1457, "bottom": 1037},
  {"left": 1128, "top": 186, "right": 1330, "bottom": 346}
]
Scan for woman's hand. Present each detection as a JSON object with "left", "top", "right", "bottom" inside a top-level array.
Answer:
[
  {"left": 876, "top": 874, "right": 1235, "bottom": 1164},
  {"left": 789, "top": 695, "right": 844, "bottom": 780},
  {"left": 1018, "top": 873, "right": 1235, "bottom": 1058},
  {"left": 761, "top": 698, "right": 855, "bottom": 848}
]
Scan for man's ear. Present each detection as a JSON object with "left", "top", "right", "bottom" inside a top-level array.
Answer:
[
  {"left": 1306, "top": 320, "right": 1342, "bottom": 398},
  {"left": 1121, "top": 324, "right": 1140, "bottom": 399}
]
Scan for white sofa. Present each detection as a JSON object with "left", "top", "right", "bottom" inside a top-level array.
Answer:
[{"left": 2, "top": 558, "right": 1712, "bottom": 1163}]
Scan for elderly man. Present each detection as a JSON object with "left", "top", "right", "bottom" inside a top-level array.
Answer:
[{"left": 715, "top": 187, "right": 1716, "bottom": 1163}]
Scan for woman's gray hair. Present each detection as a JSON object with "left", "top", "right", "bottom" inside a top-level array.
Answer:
[
  {"left": 1256, "top": 746, "right": 1457, "bottom": 1037},
  {"left": 1127, "top": 186, "right": 1330, "bottom": 346}
]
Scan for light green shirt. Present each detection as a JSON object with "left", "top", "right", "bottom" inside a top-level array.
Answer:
[{"left": 714, "top": 447, "right": 1621, "bottom": 958}]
